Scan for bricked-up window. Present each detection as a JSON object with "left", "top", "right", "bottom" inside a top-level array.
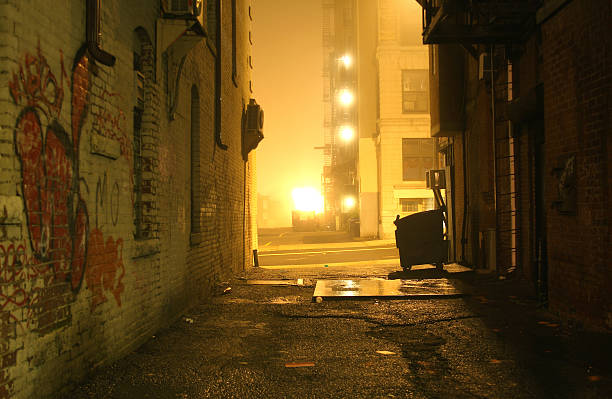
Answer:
[
  {"left": 402, "top": 138, "right": 434, "bottom": 181},
  {"left": 402, "top": 70, "right": 429, "bottom": 113},
  {"left": 231, "top": 0, "right": 237, "bottom": 85},
  {"left": 133, "top": 27, "right": 153, "bottom": 240},
  {"left": 190, "top": 85, "right": 201, "bottom": 235},
  {"left": 133, "top": 107, "right": 144, "bottom": 237}
]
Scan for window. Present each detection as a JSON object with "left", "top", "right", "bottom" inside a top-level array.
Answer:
[
  {"left": 133, "top": 107, "right": 143, "bottom": 237},
  {"left": 402, "top": 70, "right": 429, "bottom": 113},
  {"left": 400, "top": 199, "right": 420, "bottom": 213},
  {"left": 402, "top": 138, "right": 434, "bottom": 181},
  {"left": 133, "top": 27, "right": 156, "bottom": 240},
  {"left": 190, "top": 85, "right": 201, "bottom": 235}
]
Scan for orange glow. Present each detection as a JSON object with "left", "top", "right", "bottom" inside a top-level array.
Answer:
[
  {"left": 343, "top": 196, "right": 356, "bottom": 210},
  {"left": 338, "top": 89, "right": 354, "bottom": 106},
  {"left": 339, "top": 54, "right": 352, "bottom": 68},
  {"left": 292, "top": 187, "right": 324, "bottom": 214},
  {"left": 339, "top": 125, "right": 355, "bottom": 141}
]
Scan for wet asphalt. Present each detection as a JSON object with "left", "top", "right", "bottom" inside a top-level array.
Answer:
[{"left": 65, "top": 264, "right": 612, "bottom": 399}]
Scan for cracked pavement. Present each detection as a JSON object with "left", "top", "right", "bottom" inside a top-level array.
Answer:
[{"left": 66, "top": 264, "right": 612, "bottom": 399}]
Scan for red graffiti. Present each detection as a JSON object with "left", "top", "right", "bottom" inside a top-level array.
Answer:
[
  {"left": 9, "top": 43, "right": 67, "bottom": 120},
  {"left": 93, "top": 90, "right": 130, "bottom": 161},
  {"left": 0, "top": 242, "right": 54, "bottom": 329},
  {"left": 85, "top": 229, "right": 125, "bottom": 310},
  {"left": 12, "top": 47, "right": 90, "bottom": 292},
  {"left": 5, "top": 45, "right": 128, "bottom": 334}
]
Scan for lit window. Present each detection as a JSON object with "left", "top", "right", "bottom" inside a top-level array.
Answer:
[
  {"left": 402, "top": 70, "right": 429, "bottom": 113},
  {"left": 400, "top": 199, "right": 420, "bottom": 213},
  {"left": 402, "top": 138, "right": 433, "bottom": 181}
]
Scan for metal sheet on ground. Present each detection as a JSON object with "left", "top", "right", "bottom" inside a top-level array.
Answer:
[
  {"left": 312, "top": 278, "right": 463, "bottom": 300},
  {"left": 246, "top": 279, "right": 306, "bottom": 286}
]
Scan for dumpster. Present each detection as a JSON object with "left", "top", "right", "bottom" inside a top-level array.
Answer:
[{"left": 394, "top": 209, "right": 448, "bottom": 271}]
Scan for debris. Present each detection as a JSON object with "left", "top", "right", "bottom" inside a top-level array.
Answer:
[
  {"left": 246, "top": 279, "right": 307, "bottom": 286},
  {"left": 376, "top": 350, "right": 396, "bottom": 355},
  {"left": 315, "top": 296, "right": 323, "bottom": 303},
  {"left": 223, "top": 287, "right": 232, "bottom": 295},
  {"left": 324, "top": 264, "right": 329, "bottom": 267},
  {"left": 588, "top": 375, "right": 602, "bottom": 382},
  {"left": 184, "top": 318, "right": 194, "bottom": 324},
  {"left": 285, "top": 362, "right": 315, "bottom": 368},
  {"left": 239, "top": 361, "right": 248, "bottom": 365},
  {"left": 489, "top": 359, "right": 502, "bottom": 364}
]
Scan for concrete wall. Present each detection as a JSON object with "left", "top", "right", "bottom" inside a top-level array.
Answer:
[
  {"left": 0, "top": 0, "right": 256, "bottom": 397},
  {"left": 356, "top": 0, "right": 379, "bottom": 237}
]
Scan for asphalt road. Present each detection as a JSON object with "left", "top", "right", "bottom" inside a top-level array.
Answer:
[
  {"left": 259, "top": 245, "right": 399, "bottom": 266},
  {"left": 257, "top": 228, "right": 399, "bottom": 267}
]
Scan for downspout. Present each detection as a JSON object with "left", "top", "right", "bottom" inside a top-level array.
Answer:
[
  {"left": 461, "top": 128, "right": 468, "bottom": 263},
  {"left": 86, "top": 0, "right": 116, "bottom": 66},
  {"left": 215, "top": 0, "right": 228, "bottom": 150},
  {"left": 490, "top": 44, "right": 498, "bottom": 215},
  {"left": 489, "top": 44, "right": 498, "bottom": 273}
]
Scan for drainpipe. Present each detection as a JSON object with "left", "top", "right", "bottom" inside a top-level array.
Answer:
[
  {"left": 215, "top": 0, "right": 228, "bottom": 150},
  {"left": 489, "top": 44, "right": 498, "bottom": 272},
  {"left": 490, "top": 44, "right": 497, "bottom": 214},
  {"left": 86, "top": 0, "right": 116, "bottom": 66}
]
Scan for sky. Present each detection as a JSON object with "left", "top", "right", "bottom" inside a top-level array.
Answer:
[{"left": 252, "top": 0, "right": 324, "bottom": 219}]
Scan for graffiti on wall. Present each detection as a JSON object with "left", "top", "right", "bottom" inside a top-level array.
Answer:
[{"left": 1, "top": 44, "right": 127, "bottom": 330}]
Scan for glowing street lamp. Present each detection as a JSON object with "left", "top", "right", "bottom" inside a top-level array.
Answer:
[
  {"left": 339, "top": 125, "right": 355, "bottom": 141},
  {"left": 339, "top": 54, "right": 352, "bottom": 68},
  {"left": 338, "top": 89, "right": 354, "bottom": 106},
  {"left": 343, "top": 196, "right": 356, "bottom": 211},
  {"left": 292, "top": 187, "right": 324, "bottom": 214}
]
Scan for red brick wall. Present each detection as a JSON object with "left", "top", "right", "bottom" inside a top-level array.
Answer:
[
  {"left": 514, "top": 36, "right": 541, "bottom": 287},
  {"left": 541, "top": 0, "right": 611, "bottom": 330}
]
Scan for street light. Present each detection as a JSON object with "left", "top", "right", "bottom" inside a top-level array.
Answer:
[
  {"left": 339, "top": 125, "right": 355, "bottom": 141},
  {"left": 338, "top": 89, "right": 354, "bottom": 106},
  {"left": 343, "top": 196, "right": 356, "bottom": 211},
  {"left": 339, "top": 54, "right": 352, "bottom": 68}
]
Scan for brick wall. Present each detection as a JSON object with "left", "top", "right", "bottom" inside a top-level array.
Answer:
[
  {"left": 0, "top": 0, "right": 256, "bottom": 397},
  {"left": 541, "top": 0, "right": 611, "bottom": 330}
]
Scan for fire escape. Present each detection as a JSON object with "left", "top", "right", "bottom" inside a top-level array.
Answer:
[{"left": 416, "top": 0, "right": 541, "bottom": 273}]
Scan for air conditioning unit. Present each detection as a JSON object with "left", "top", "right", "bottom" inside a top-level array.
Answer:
[
  {"left": 161, "top": 0, "right": 206, "bottom": 34},
  {"left": 426, "top": 169, "right": 446, "bottom": 189},
  {"left": 243, "top": 99, "right": 264, "bottom": 159}
]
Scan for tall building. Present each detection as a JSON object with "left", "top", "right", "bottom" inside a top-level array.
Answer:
[
  {"left": 323, "top": 0, "right": 435, "bottom": 238},
  {"left": 0, "top": 0, "right": 260, "bottom": 397},
  {"left": 322, "top": 0, "right": 359, "bottom": 230}
]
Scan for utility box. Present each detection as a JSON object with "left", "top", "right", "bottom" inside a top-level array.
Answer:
[{"left": 429, "top": 44, "right": 465, "bottom": 137}]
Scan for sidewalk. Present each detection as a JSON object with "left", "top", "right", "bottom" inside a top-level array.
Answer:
[{"left": 258, "top": 237, "right": 396, "bottom": 253}]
